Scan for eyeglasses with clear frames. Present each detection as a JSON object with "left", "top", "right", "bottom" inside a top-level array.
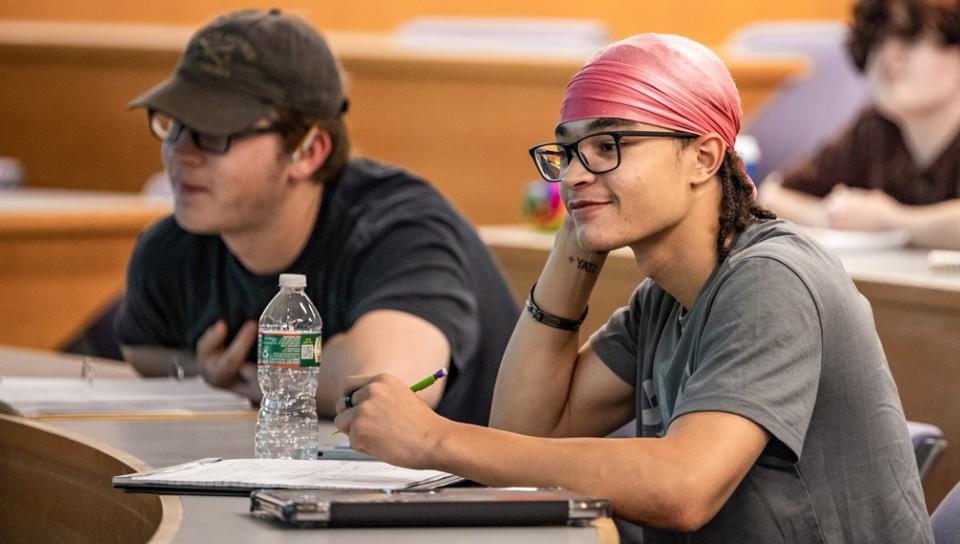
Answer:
[
  {"left": 148, "top": 110, "right": 286, "bottom": 154},
  {"left": 528, "top": 130, "right": 699, "bottom": 183}
]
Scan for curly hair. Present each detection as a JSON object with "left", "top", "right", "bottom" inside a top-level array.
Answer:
[
  {"left": 716, "top": 151, "right": 777, "bottom": 261},
  {"left": 848, "top": 0, "right": 960, "bottom": 71}
]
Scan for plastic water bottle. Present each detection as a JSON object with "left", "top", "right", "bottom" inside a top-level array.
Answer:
[{"left": 255, "top": 273, "right": 322, "bottom": 459}]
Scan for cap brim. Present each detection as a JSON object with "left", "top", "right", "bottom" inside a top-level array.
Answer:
[{"left": 128, "top": 75, "right": 272, "bottom": 136}]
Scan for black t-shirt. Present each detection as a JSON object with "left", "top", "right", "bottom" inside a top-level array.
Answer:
[{"left": 117, "top": 158, "right": 519, "bottom": 425}]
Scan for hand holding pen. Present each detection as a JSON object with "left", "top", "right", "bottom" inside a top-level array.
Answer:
[
  {"left": 342, "top": 368, "right": 446, "bottom": 412},
  {"left": 333, "top": 369, "right": 451, "bottom": 468},
  {"left": 334, "top": 369, "right": 446, "bottom": 434}
]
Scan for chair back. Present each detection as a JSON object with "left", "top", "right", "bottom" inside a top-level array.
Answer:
[
  {"left": 933, "top": 480, "right": 960, "bottom": 543},
  {"left": 908, "top": 420, "right": 948, "bottom": 481}
]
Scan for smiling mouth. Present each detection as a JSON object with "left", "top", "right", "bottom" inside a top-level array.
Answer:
[
  {"left": 567, "top": 200, "right": 609, "bottom": 211},
  {"left": 176, "top": 182, "right": 208, "bottom": 194}
]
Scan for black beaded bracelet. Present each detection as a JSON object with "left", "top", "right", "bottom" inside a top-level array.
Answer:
[{"left": 525, "top": 282, "right": 588, "bottom": 331}]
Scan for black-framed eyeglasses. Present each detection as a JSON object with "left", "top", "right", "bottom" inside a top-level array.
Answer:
[
  {"left": 528, "top": 130, "right": 698, "bottom": 183},
  {"left": 148, "top": 110, "right": 286, "bottom": 154}
]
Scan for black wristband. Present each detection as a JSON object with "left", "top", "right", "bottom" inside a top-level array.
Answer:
[{"left": 525, "top": 282, "right": 588, "bottom": 331}]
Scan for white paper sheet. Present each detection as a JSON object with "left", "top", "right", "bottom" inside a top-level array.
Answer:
[
  {"left": 118, "top": 457, "right": 460, "bottom": 491},
  {"left": 0, "top": 376, "right": 251, "bottom": 416}
]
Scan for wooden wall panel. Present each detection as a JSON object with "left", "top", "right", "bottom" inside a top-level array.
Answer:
[
  {"left": 0, "top": 195, "right": 171, "bottom": 350},
  {"left": 0, "top": 23, "right": 805, "bottom": 225},
  {"left": 0, "top": 47, "right": 170, "bottom": 192},
  {"left": 856, "top": 281, "right": 960, "bottom": 510},
  {"left": 0, "top": 0, "right": 854, "bottom": 45}
]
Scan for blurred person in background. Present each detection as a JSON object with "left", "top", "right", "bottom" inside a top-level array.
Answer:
[{"left": 760, "top": 0, "right": 960, "bottom": 249}]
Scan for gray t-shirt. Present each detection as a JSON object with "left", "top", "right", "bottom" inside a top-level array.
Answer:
[{"left": 591, "top": 220, "right": 932, "bottom": 543}]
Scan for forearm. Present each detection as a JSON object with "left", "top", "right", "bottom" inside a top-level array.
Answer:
[
  {"left": 898, "top": 199, "right": 960, "bottom": 249},
  {"left": 316, "top": 354, "right": 445, "bottom": 419},
  {"left": 757, "top": 175, "right": 828, "bottom": 227},
  {"left": 316, "top": 347, "right": 442, "bottom": 417},
  {"left": 430, "top": 421, "right": 708, "bottom": 531},
  {"left": 315, "top": 310, "right": 450, "bottom": 417},
  {"left": 490, "top": 225, "right": 606, "bottom": 436},
  {"left": 343, "top": 388, "right": 766, "bottom": 531},
  {"left": 121, "top": 345, "right": 196, "bottom": 377},
  {"left": 315, "top": 346, "right": 360, "bottom": 417}
]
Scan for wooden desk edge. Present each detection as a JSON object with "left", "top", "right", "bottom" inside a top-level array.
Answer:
[
  {"left": 0, "top": 20, "right": 808, "bottom": 83},
  {"left": 0, "top": 210, "right": 169, "bottom": 237},
  {"left": 0, "top": 414, "right": 183, "bottom": 543}
]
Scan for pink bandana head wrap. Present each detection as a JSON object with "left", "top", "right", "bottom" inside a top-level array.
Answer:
[{"left": 560, "top": 34, "right": 754, "bottom": 191}]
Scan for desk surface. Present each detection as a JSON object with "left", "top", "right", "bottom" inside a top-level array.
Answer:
[
  {"left": 0, "top": 346, "right": 617, "bottom": 543},
  {"left": 51, "top": 417, "right": 613, "bottom": 544},
  {"left": 0, "top": 345, "right": 135, "bottom": 378},
  {"left": 0, "top": 188, "right": 171, "bottom": 232},
  {"left": 0, "top": 188, "right": 171, "bottom": 211},
  {"left": 479, "top": 224, "right": 960, "bottom": 293}
]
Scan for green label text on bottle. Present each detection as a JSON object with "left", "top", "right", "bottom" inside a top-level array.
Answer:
[{"left": 258, "top": 333, "right": 321, "bottom": 368}]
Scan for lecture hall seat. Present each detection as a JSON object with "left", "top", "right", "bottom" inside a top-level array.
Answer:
[
  {"left": 933, "top": 479, "right": 960, "bottom": 544},
  {"left": 909, "top": 420, "right": 949, "bottom": 482}
]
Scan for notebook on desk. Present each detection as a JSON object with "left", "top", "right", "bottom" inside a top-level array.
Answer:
[
  {"left": 0, "top": 376, "right": 251, "bottom": 417},
  {"left": 250, "top": 487, "right": 611, "bottom": 528},
  {"left": 113, "top": 457, "right": 463, "bottom": 496}
]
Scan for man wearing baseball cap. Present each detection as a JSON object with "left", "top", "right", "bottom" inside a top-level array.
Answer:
[
  {"left": 117, "top": 9, "right": 518, "bottom": 425},
  {"left": 334, "top": 34, "right": 932, "bottom": 542}
]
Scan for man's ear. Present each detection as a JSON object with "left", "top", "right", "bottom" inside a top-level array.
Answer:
[
  {"left": 288, "top": 125, "right": 332, "bottom": 180},
  {"left": 689, "top": 134, "right": 726, "bottom": 187}
]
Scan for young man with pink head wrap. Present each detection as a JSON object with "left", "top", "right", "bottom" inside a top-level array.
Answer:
[{"left": 334, "top": 34, "right": 932, "bottom": 542}]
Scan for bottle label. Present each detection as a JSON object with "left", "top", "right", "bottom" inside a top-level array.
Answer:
[{"left": 258, "top": 332, "right": 321, "bottom": 368}]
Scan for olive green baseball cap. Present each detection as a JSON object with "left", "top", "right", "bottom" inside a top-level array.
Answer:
[{"left": 130, "top": 9, "right": 348, "bottom": 135}]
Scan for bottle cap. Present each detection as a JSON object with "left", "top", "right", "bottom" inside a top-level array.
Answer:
[{"left": 279, "top": 273, "right": 307, "bottom": 288}]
